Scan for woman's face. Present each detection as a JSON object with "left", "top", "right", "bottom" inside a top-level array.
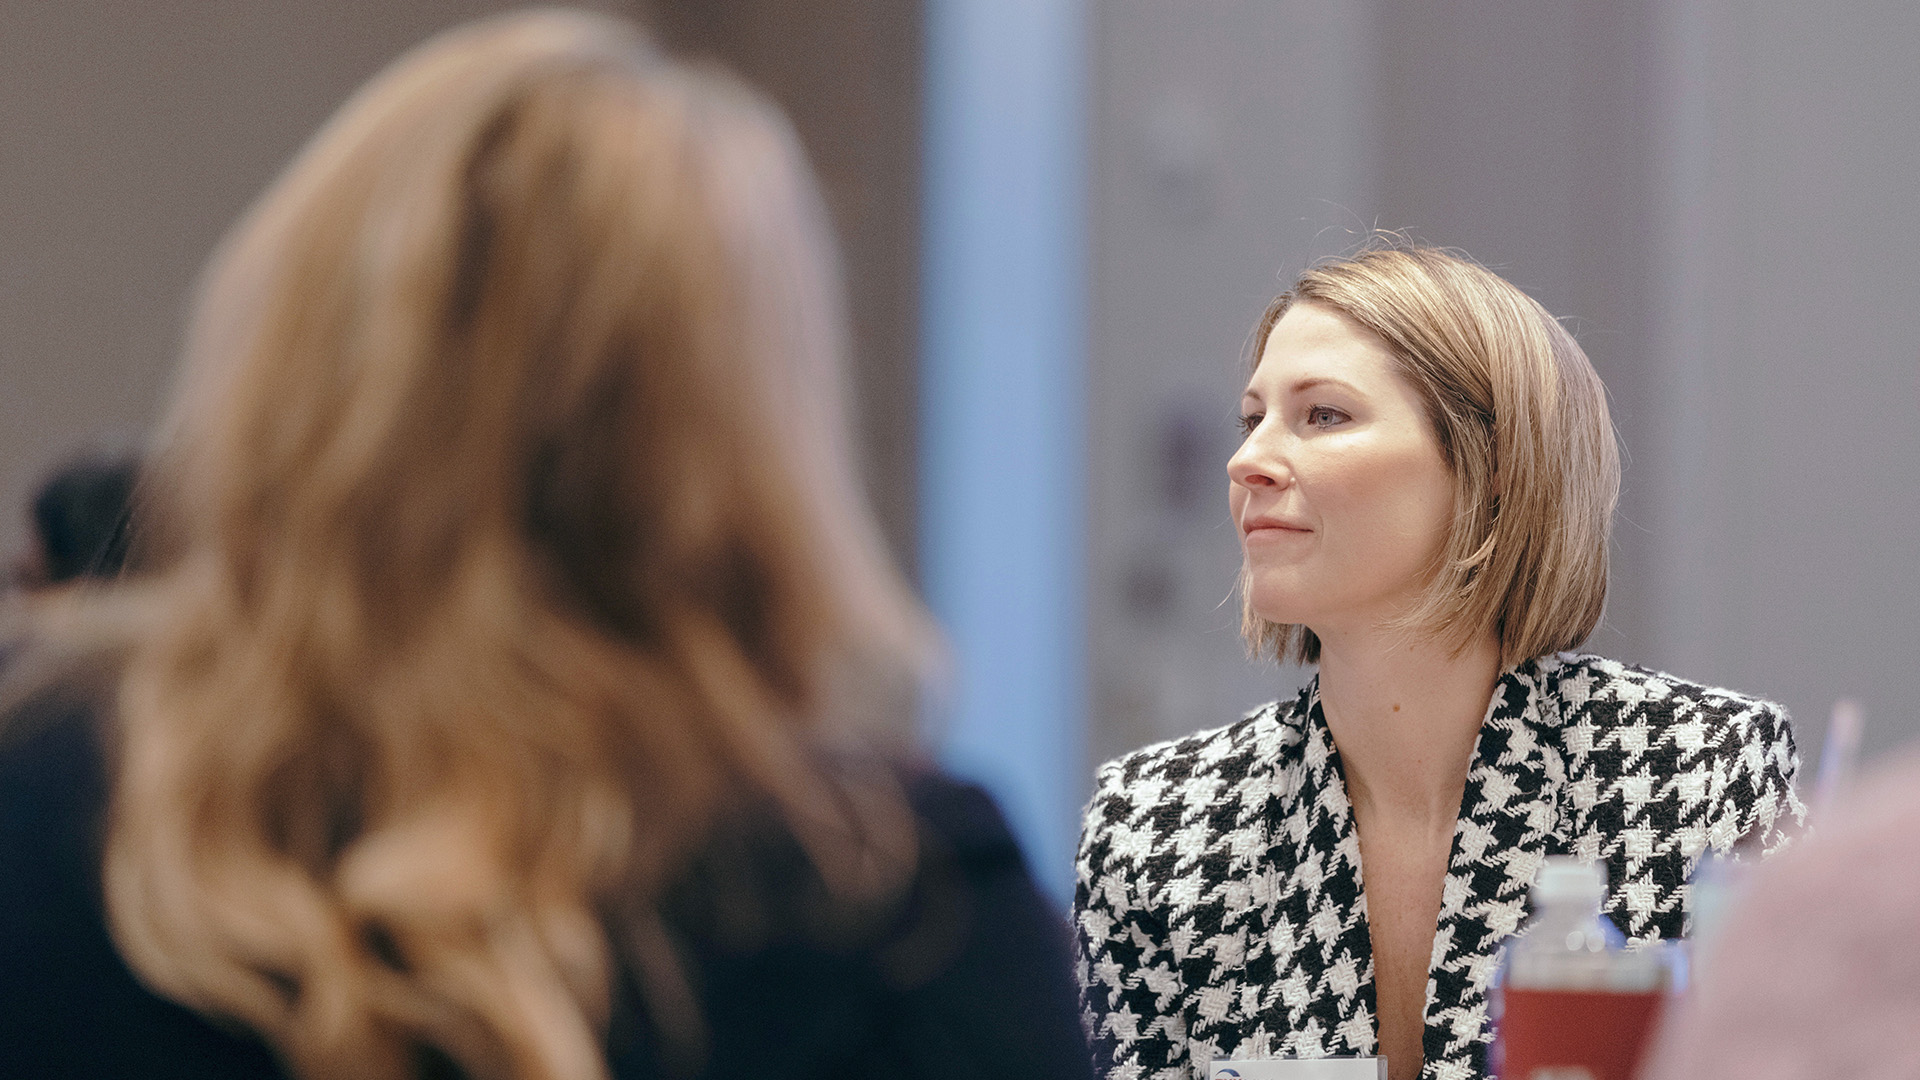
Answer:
[{"left": 1228, "top": 301, "right": 1454, "bottom": 641}]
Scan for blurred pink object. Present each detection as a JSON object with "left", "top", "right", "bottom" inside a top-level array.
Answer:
[
  {"left": 1810, "top": 698, "right": 1866, "bottom": 814},
  {"left": 1639, "top": 747, "right": 1920, "bottom": 1080}
]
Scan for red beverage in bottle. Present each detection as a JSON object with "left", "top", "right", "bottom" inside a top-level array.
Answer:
[
  {"left": 1494, "top": 986, "right": 1664, "bottom": 1080},
  {"left": 1491, "top": 859, "right": 1678, "bottom": 1080}
]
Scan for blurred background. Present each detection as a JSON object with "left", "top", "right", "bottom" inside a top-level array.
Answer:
[{"left": 4, "top": 0, "right": 1918, "bottom": 898}]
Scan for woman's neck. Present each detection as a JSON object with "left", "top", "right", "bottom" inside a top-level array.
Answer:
[{"left": 1313, "top": 626, "right": 1503, "bottom": 825}]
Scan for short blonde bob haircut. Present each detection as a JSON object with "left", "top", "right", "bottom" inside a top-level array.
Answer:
[{"left": 1243, "top": 244, "right": 1620, "bottom": 669}]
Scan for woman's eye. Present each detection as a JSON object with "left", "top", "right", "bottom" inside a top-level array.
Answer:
[
  {"left": 1307, "top": 405, "right": 1348, "bottom": 428},
  {"left": 1236, "top": 412, "right": 1263, "bottom": 436}
]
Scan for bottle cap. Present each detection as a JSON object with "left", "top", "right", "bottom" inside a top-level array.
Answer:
[{"left": 1531, "top": 856, "right": 1605, "bottom": 905}]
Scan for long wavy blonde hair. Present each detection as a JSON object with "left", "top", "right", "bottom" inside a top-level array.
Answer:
[{"left": 99, "top": 11, "right": 933, "bottom": 1079}]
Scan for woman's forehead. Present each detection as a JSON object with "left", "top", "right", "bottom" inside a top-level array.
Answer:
[{"left": 1248, "top": 302, "right": 1398, "bottom": 395}]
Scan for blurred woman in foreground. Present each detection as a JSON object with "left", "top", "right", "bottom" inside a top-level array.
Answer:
[{"left": 0, "top": 11, "right": 1088, "bottom": 1079}]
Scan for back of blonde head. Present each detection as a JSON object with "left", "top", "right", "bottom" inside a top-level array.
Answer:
[{"left": 103, "top": 11, "right": 930, "bottom": 1079}]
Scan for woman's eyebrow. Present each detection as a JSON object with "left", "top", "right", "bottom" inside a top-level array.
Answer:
[{"left": 1287, "top": 375, "right": 1362, "bottom": 396}]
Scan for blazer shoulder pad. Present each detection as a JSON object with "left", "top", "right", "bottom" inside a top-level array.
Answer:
[
  {"left": 1543, "top": 652, "right": 1797, "bottom": 778},
  {"left": 1093, "top": 695, "right": 1305, "bottom": 793}
]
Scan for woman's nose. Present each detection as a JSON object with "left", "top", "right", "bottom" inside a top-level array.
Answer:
[{"left": 1228, "top": 433, "right": 1289, "bottom": 490}]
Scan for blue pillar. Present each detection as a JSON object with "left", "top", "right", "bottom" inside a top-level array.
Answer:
[{"left": 920, "top": 0, "right": 1087, "bottom": 902}]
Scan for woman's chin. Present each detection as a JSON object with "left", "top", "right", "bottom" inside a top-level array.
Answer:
[
  {"left": 1245, "top": 571, "right": 1315, "bottom": 619},
  {"left": 1246, "top": 595, "right": 1317, "bottom": 629}
]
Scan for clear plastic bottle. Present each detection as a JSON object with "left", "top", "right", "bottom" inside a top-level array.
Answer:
[{"left": 1490, "top": 857, "right": 1676, "bottom": 1080}]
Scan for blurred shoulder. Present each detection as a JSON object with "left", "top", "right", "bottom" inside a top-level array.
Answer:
[
  {"left": 898, "top": 765, "right": 1027, "bottom": 869},
  {"left": 1636, "top": 751, "right": 1920, "bottom": 1077},
  {"left": 0, "top": 660, "right": 114, "bottom": 812}
]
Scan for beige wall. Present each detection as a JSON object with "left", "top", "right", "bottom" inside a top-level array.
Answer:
[
  {"left": 644, "top": 0, "right": 922, "bottom": 573},
  {"left": 19, "top": 1, "right": 1920, "bottom": 781},
  {"left": 1086, "top": 0, "right": 1920, "bottom": 771},
  {"left": 1649, "top": 0, "right": 1920, "bottom": 760},
  {"left": 0, "top": 1, "right": 620, "bottom": 558},
  {"left": 1373, "top": 0, "right": 1666, "bottom": 667},
  {"left": 1084, "top": 0, "right": 1379, "bottom": 767},
  {"left": 0, "top": 0, "right": 921, "bottom": 575}
]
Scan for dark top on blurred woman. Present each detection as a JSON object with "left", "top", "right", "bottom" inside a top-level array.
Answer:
[
  {"left": 0, "top": 455, "right": 142, "bottom": 675},
  {"left": 1073, "top": 247, "right": 1804, "bottom": 1080},
  {"left": 0, "top": 686, "right": 1085, "bottom": 1080},
  {"left": 20, "top": 454, "right": 141, "bottom": 588},
  {"left": 0, "top": 12, "right": 1089, "bottom": 1080}
]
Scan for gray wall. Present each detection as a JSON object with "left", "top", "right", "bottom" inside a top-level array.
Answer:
[
  {"left": 0, "top": 0, "right": 922, "bottom": 575},
  {"left": 1373, "top": 0, "right": 1667, "bottom": 668},
  {"left": 1086, "top": 0, "right": 1920, "bottom": 779},
  {"left": 1651, "top": 0, "right": 1920, "bottom": 762},
  {"left": 1085, "top": 0, "right": 1379, "bottom": 769},
  {"left": 644, "top": 0, "right": 923, "bottom": 572},
  {"left": 10, "top": 1, "right": 1920, "bottom": 799},
  {"left": 0, "top": 2, "right": 635, "bottom": 558}
]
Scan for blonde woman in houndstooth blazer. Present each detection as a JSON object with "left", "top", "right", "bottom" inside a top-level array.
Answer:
[{"left": 1072, "top": 246, "right": 1805, "bottom": 1080}]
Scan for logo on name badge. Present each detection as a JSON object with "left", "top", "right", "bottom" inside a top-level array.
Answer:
[{"left": 1209, "top": 1057, "right": 1387, "bottom": 1079}]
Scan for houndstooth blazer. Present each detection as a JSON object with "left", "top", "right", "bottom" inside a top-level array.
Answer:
[{"left": 1073, "top": 652, "right": 1804, "bottom": 1080}]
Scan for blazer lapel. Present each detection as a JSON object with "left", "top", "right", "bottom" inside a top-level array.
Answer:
[
  {"left": 1235, "top": 680, "right": 1381, "bottom": 1060},
  {"left": 1169, "top": 691, "right": 1320, "bottom": 1068},
  {"left": 1420, "top": 660, "right": 1567, "bottom": 1079},
  {"left": 1217, "top": 664, "right": 1570, "bottom": 1077}
]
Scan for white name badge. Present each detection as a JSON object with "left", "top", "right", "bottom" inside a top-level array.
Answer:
[{"left": 1209, "top": 1058, "right": 1388, "bottom": 1080}]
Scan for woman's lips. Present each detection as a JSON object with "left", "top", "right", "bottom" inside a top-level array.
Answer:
[{"left": 1243, "top": 518, "right": 1311, "bottom": 539}]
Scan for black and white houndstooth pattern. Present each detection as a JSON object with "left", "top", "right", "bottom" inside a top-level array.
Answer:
[{"left": 1073, "top": 652, "right": 1804, "bottom": 1080}]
